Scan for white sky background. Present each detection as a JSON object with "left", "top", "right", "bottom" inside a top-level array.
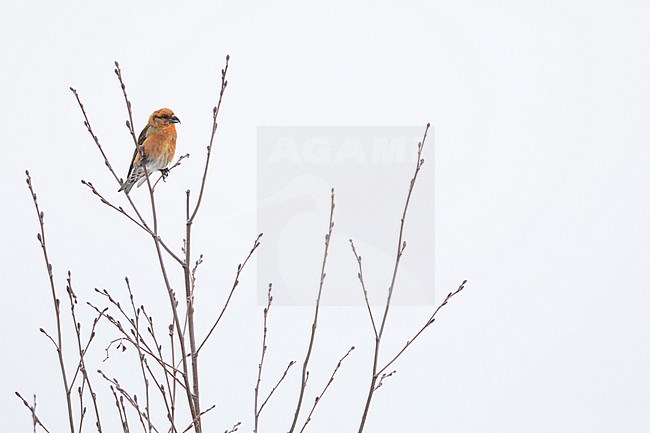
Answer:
[{"left": 2, "top": 0, "right": 649, "bottom": 431}]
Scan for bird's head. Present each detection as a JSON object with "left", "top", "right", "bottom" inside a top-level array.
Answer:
[{"left": 150, "top": 108, "right": 180, "bottom": 127}]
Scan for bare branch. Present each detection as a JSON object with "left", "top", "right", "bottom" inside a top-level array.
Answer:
[
  {"left": 258, "top": 360, "right": 296, "bottom": 416},
  {"left": 180, "top": 405, "right": 216, "bottom": 433},
  {"left": 66, "top": 272, "right": 103, "bottom": 433},
  {"left": 80, "top": 180, "right": 183, "bottom": 266},
  {"left": 169, "top": 322, "right": 178, "bottom": 430},
  {"left": 109, "top": 385, "right": 130, "bottom": 433},
  {"left": 69, "top": 87, "right": 124, "bottom": 184},
  {"left": 38, "top": 327, "right": 58, "bottom": 350},
  {"left": 378, "top": 124, "right": 429, "bottom": 340},
  {"left": 88, "top": 299, "right": 185, "bottom": 385},
  {"left": 373, "top": 370, "right": 396, "bottom": 391},
  {"left": 288, "top": 189, "right": 336, "bottom": 433},
  {"left": 142, "top": 309, "right": 177, "bottom": 433},
  {"left": 349, "top": 240, "right": 378, "bottom": 338},
  {"left": 15, "top": 393, "right": 51, "bottom": 433},
  {"left": 125, "top": 278, "right": 153, "bottom": 433},
  {"left": 188, "top": 54, "right": 230, "bottom": 224},
  {"left": 223, "top": 421, "right": 241, "bottom": 433},
  {"left": 197, "top": 232, "right": 263, "bottom": 354},
  {"left": 25, "top": 171, "right": 75, "bottom": 433},
  {"left": 254, "top": 284, "right": 273, "bottom": 432},
  {"left": 190, "top": 254, "right": 204, "bottom": 300},
  {"left": 152, "top": 153, "right": 190, "bottom": 190},
  {"left": 76, "top": 389, "right": 87, "bottom": 433},
  {"left": 99, "top": 371, "right": 161, "bottom": 433},
  {"left": 113, "top": 61, "right": 139, "bottom": 149},
  {"left": 178, "top": 55, "right": 230, "bottom": 433},
  {"left": 69, "top": 87, "right": 149, "bottom": 227},
  {"left": 299, "top": 346, "right": 355, "bottom": 433},
  {"left": 377, "top": 280, "right": 466, "bottom": 376},
  {"left": 357, "top": 124, "right": 444, "bottom": 433}
]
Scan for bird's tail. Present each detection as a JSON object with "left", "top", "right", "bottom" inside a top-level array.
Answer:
[
  {"left": 118, "top": 170, "right": 142, "bottom": 194},
  {"left": 118, "top": 179, "right": 136, "bottom": 194}
]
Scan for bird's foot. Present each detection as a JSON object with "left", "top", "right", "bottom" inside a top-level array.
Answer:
[{"left": 160, "top": 168, "right": 170, "bottom": 181}]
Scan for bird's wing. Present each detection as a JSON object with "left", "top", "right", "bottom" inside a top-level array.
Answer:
[{"left": 126, "top": 124, "right": 154, "bottom": 178}]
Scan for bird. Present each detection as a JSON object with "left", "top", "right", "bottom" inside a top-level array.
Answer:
[{"left": 119, "top": 108, "right": 180, "bottom": 193}]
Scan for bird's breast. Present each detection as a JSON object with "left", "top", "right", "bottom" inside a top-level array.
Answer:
[{"left": 144, "top": 126, "right": 177, "bottom": 169}]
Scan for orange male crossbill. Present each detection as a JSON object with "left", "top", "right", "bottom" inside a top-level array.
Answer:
[{"left": 119, "top": 108, "right": 180, "bottom": 193}]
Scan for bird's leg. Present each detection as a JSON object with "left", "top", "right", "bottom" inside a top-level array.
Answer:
[{"left": 160, "top": 168, "right": 170, "bottom": 181}]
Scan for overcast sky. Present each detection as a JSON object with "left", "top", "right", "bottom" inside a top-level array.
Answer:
[{"left": 2, "top": 1, "right": 649, "bottom": 432}]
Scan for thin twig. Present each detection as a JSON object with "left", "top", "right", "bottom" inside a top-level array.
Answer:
[
  {"left": 223, "top": 421, "right": 241, "bottom": 433},
  {"left": 378, "top": 280, "right": 466, "bottom": 376},
  {"left": 113, "top": 61, "right": 140, "bottom": 149},
  {"left": 99, "top": 371, "right": 161, "bottom": 433},
  {"left": 69, "top": 304, "right": 103, "bottom": 385},
  {"left": 258, "top": 360, "right": 297, "bottom": 416},
  {"left": 76, "top": 389, "right": 87, "bottom": 433},
  {"left": 25, "top": 171, "right": 75, "bottom": 433},
  {"left": 378, "top": 124, "right": 429, "bottom": 338},
  {"left": 180, "top": 55, "right": 230, "bottom": 433},
  {"left": 254, "top": 286, "right": 297, "bottom": 419},
  {"left": 66, "top": 272, "right": 103, "bottom": 433},
  {"left": 142, "top": 309, "right": 177, "bottom": 433},
  {"left": 15, "top": 393, "right": 51, "bottom": 433},
  {"left": 80, "top": 180, "right": 183, "bottom": 266},
  {"left": 70, "top": 88, "right": 147, "bottom": 225},
  {"left": 109, "top": 386, "right": 130, "bottom": 433},
  {"left": 88, "top": 300, "right": 185, "bottom": 385},
  {"left": 349, "top": 240, "right": 378, "bottom": 339},
  {"left": 91, "top": 288, "right": 180, "bottom": 373},
  {"left": 288, "top": 189, "right": 336, "bottom": 433},
  {"left": 125, "top": 278, "right": 153, "bottom": 433},
  {"left": 357, "top": 124, "right": 437, "bottom": 433},
  {"left": 373, "top": 370, "right": 396, "bottom": 391},
  {"left": 197, "top": 232, "right": 263, "bottom": 354},
  {"left": 254, "top": 284, "right": 272, "bottom": 433},
  {"left": 141, "top": 360, "right": 173, "bottom": 432},
  {"left": 180, "top": 405, "right": 216, "bottom": 433},
  {"left": 169, "top": 322, "right": 178, "bottom": 431},
  {"left": 152, "top": 153, "right": 190, "bottom": 190},
  {"left": 299, "top": 346, "right": 355, "bottom": 433},
  {"left": 188, "top": 55, "right": 229, "bottom": 224},
  {"left": 190, "top": 254, "right": 204, "bottom": 303}
]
